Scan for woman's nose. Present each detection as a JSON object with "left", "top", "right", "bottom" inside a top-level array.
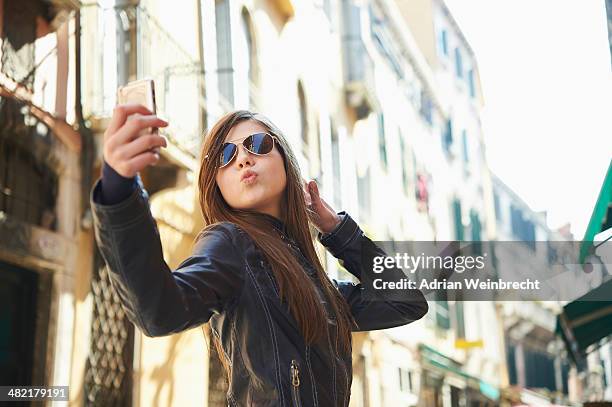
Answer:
[{"left": 235, "top": 143, "right": 253, "bottom": 166}]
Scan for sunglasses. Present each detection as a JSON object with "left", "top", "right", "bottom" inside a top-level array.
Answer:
[{"left": 206, "top": 132, "right": 279, "bottom": 168}]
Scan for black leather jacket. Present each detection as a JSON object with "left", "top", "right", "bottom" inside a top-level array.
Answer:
[{"left": 90, "top": 176, "right": 428, "bottom": 407}]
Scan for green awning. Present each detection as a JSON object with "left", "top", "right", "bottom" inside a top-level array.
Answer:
[
  {"left": 479, "top": 380, "right": 501, "bottom": 401},
  {"left": 419, "top": 343, "right": 467, "bottom": 379},
  {"left": 419, "top": 344, "right": 500, "bottom": 401},
  {"left": 579, "top": 161, "right": 612, "bottom": 264},
  {"left": 555, "top": 279, "right": 612, "bottom": 363},
  {"left": 558, "top": 161, "right": 612, "bottom": 363}
]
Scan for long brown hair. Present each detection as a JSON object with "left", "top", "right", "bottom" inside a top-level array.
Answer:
[{"left": 197, "top": 110, "right": 358, "bottom": 381}]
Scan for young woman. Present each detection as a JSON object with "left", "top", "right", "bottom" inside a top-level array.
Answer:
[{"left": 90, "top": 104, "right": 429, "bottom": 407}]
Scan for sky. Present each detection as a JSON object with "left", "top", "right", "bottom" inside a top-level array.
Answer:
[{"left": 444, "top": 0, "right": 612, "bottom": 239}]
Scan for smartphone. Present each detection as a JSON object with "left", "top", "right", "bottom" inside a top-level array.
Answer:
[{"left": 117, "top": 79, "right": 160, "bottom": 153}]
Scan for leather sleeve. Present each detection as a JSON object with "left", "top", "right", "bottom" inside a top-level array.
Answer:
[
  {"left": 90, "top": 177, "right": 245, "bottom": 337},
  {"left": 319, "top": 211, "right": 429, "bottom": 331},
  {"left": 99, "top": 159, "right": 137, "bottom": 205},
  {"left": 332, "top": 278, "right": 428, "bottom": 332}
]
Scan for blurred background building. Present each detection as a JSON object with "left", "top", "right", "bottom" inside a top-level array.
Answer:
[
  {"left": 606, "top": 0, "right": 612, "bottom": 68},
  {"left": 0, "top": 0, "right": 610, "bottom": 406}
]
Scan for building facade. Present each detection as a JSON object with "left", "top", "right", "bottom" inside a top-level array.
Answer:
[{"left": 1, "top": 0, "right": 579, "bottom": 406}]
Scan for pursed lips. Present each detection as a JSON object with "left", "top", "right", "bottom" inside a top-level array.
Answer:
[{"left": 241, "top": 170, "right": 258, "bottom": 183}]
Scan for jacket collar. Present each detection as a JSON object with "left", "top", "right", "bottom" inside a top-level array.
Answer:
[
  {"left": 258, "top": 212, "right": 289, "bottom": 236},
  {"left": 257, "top": 213, "right": 312, "bottom": 270}
]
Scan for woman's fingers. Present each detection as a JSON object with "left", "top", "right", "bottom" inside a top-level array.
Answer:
[
  {"left": 304, "top": 186, "right": 312, "bottom": 207},
  {"left": 103, "top": 103, "right": 170, "bottom": 178},
  {"left": 123, "top": 151, "right": 161, "bottom": 175},
  {"left": 109, "top": 115, "right": 169, "bottom": 149},
  {"left": 115, "top": 134, "right": 168, "bottom": 161},
  {"left": 310, "top": 181, "right": 329, "bottom": 211},
  {"left": 303, "top": 179, "right": 342, "bottom": 233},
  {"left": 106, "top": 103, "right": 154, "bottom": 137},
  {"left": 309, "top": 181, "right": 319, "bottom": 201},
  {"left": 317, "top": 189, "right": 335, "bottom": 212}
]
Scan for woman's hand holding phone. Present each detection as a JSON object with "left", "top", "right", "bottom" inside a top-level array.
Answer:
[{"left": 103, "top": 103, "right": 169, "bottom": 178}]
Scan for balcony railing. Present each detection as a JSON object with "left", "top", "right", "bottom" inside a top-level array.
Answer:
[
  {"left": 135, "top": 6, "right": 203, "bottom": 155},
  {"left": 82, "top": 3, "right": 204, "bottom": 156}
]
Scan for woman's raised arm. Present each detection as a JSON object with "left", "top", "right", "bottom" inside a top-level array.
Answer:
[
  {"left": 90, "top": 178, "right": 246, "bottom": 337},
  {"left": 90, "top": 103, "right": 245, "bottom": 337},
  {"left": 318, "top": 211, "right": 429, "bottom": 331}
]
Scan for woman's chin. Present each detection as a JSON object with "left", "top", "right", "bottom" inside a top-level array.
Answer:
[{"left": 235, "top": 196, "right": 267, "bottom": 211}]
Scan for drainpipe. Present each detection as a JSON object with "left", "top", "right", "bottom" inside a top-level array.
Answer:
[
  {"left": 75, "top": 7, "right": 96, "bottom": 231},
  {"left": 196, "top": 0, "right": 208, "bottom": 138}
]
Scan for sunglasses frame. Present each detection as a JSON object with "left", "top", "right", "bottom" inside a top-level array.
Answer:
[{"left": 205, "top": 132, "right": 279, "bottom": 168}]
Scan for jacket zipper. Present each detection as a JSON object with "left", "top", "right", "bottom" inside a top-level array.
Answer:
[
  {"left": 280, "top": 231, "right": 337, "bottom": 406},
  {"left": 290, "top": 359, "right": 302, "bottom": 407}
]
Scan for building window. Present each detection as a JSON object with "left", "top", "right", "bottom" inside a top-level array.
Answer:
[
  {"left": 419, "top": 89, "right": 433, "bottom": 125},
  {"left": 216, "top": 0, "right": 234, "bottom": 108},
  {"left": 450, "top": 385, "right": 463, "bottom": 407},
  {"left": 507, "top": 347, "right": 569, "bottom": 395},
  {"left": 461, "top": 130, "right": 469, "bottom": 162},
  {"left": 398, "top": 367, "right": 413, "bottom": 393},
  {"left": 297, "top": 81, "right": 308, "bottom": 157},
  {"left": 242, "top": 10, "right": 256, "bottom": 83},
  {"left": 468, "top": 69, "right": 476, "bottom": 98},
  {"left": 377, "top": 112, "right": 388, "bottom": 170},
  {"left": 357, "top": 166, "right": 371, "bottom": 219},
  {"left": 316, "top": 117, "right": 322, "bottom": 176},
  {"left": 469, "top": 209, "right": 482, "bottom": 255},
  {"left": 331, "top": 120, "right": 342, "bottom": 209},
  {"left": 439, "top": 29, "right": 448, "bottom": 56},
  {"left": 400, "top": 133, "right": 410, "bottom": 196},
  {"left": 453, "top": 300, "right": 465, "bottom": 339},
  {"left": 369, "top": 2, "right": 403, "bottom": 80},
  {"left": 510, "top": 205, "right": 536, "bottom": 250},
  {"left": 454, "top": 47, "right": 463, "bottom": 78},
  {"left": 239, "top": 8, "right": 258, "bottom": 109},
  {"left": 493, "top": 192, "right": 501, "bottom": 223},
  {"left": 322, "top": 0, "right": 334, "bottom": 25},
  {"left": 452, "top": 198, "right": 464, "bottom": 241},
  {"left": 0, "top": 141, "right": 58, "bottom": 230},
  {"left": 547, "top": 240, "right": 559, "bottom": 266},
  {"left": 442, "top": 118, "right": 453, "bottom": 154},
  {"left": 434, "top": 294, "right": 451, "bottom": 329},
  {"left": 0, "top": 100, "right": 58, "bottom": 231}
]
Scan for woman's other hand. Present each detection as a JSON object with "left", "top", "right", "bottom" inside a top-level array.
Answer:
[
  {"left": 103, "top": 103, "right": 169, "bottom": 178},
  {"left": 303, "top": 179, "right": 341, "bottom": 234}
]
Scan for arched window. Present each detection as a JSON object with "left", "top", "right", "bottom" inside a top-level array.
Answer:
[
  {"left": 330, "top": 119, "right": 341, "bottom": 209},
  {"left": 237, "top": 7, "right": 259, "bottom": 109},
  {"left": 215, "top": 0, "right": 234, "bottom": 108},
  {"left": 241, "top": 9, "right": 257, "bottom": 84},
  {"left": 297, "top": 81, "right": 308, "bottom": 156},
  {"left": 315, "top": 116, "right": 322, "bottom": 176}
]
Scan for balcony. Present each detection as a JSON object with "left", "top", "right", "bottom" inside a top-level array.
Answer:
[{"left": 340, "top": 0, "right": 378, "bottom": 120}]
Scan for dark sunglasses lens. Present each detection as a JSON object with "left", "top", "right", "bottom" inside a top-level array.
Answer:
[
  {"left": 247, "top": 133, "right": 274, "bottom": 154},
  {"left": 221, "top": 143, "right": 237, "bottom": 166}
]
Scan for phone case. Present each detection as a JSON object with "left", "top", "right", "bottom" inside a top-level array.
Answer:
[{"left": 116, "top": 79, "right": 158, "bottom": 137}]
